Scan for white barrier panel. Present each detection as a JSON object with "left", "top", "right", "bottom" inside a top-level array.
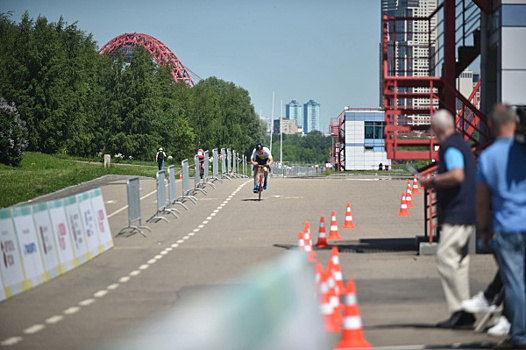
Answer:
[
  {"left": 0, "top": 270, "right": 5, "bottom": 302},
  {"left": 77, "top": 192, "right": 101, "bottom": 259},
  {"left": 11, "top": 206, "right": 49, "bottom": 289},
  {"left": 31, "top": 202, "right": 62, "bottom": 279},
  {"left": 48, "top": 199, "right": 79, "bottom": 271},
  {"left": 0, "top": 208, "right": 28, "bottom": 299},
  {"left": 63, "top": 196, "right": 90, "bottom": 264},
  {"left": 90, "top": 188, "right": 113, "bottom": 251}
]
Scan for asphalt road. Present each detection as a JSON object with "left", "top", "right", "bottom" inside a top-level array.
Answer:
[{"left": 0, "top": 174, "right": 503, "bottom": 349}]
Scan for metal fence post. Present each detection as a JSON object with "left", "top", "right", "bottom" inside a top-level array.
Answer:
[
  {"left": 193, "top": 154, "right": 208, "bottom": 195},
  {"left": 115, "top": 177, "right": 151, "bottom": 237},
  {"left": 147, "top": 170, "right": 178, "bottom": 223},
  {"left": 167, "top": 165, "right": 189, "bottom": 211},
  {"left": 221, "top": 148, "right": 231, "bottom": 181},
  {"left": 212, "top": 148, "right": 223, "bottom": 183},
  {"left": 181, "top": 159, "right": 197, "bottom": 204}
]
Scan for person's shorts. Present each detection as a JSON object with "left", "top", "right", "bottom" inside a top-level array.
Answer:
[{"left": 253, "top": 158, "right": 271, "bottom": 172}]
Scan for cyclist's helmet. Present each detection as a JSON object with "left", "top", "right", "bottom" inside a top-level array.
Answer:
[
  {"left": 197, "top": 149, "right": 204, "bottom": 159},
  {"left": 256, "top": 143, "right": 263, "bottom": 151}
]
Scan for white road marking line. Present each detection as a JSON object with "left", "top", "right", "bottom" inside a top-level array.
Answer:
[
  {"left": 206, "top": 216, "right": 212, "bottom": 220},
  {"left": 160, "top": 251, "right": 169, "bottom": 255},
  {"left": 183, "top": 236, "right": 190, "bottom": 240},
  {"left": 107, "top": 284, "right": 119, "bottom": 290},
  {"left": 177, "top": 239, "right": 184, "bottom": 243},
  {"left": 193, "top": 228, "right": 200, "bottom": 232},
  {"left": 139, "top": 264, "right": 149, "bottom": 270},
  {"left": 23, "top": 324, "right": 44, "bottom": 334},
  {"left": 188, "top": 232, "right": 195, "bottom": 236},
  {"left": 154, "top": 255, "right": 163, "bottom": 260},
  {"left": 171, "top": 244, "right": 179, "bottom": 248},
  {"left": 130, "top": 270, "right": 140, "bottom": 276},
  {"left": 79, "top": 299, "right": 96, "bottom": 306},
  {"left": 1, "top": 337, "right": 23, "bottom": 346},
  {"left": 64, "top": 306, "right": 80, "bottom": 315},
  {"left": 94, "top": 290, "right": 108, "bottom": 298},
  {"left": 148, "top": 259, "right": 157, "bottom": 264},
  {"left": 202, "top": 221, "right": 209, "bottom": 224},
  {"left": 45, "top": 315, "right": 64, "bottom": 324}
]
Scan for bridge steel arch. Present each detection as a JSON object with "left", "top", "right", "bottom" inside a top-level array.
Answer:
[{"left": 99, "top": 33, "right": 195, "bottom": 86}]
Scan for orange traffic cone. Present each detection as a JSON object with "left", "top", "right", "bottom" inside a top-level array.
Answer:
[
  {"left": 179, "top": 172, "right": 182, "bottom": 180},
  {"left": 326, "top": 268, "right": 344, "bottom": 326},
  {"left": 412, "top": 175, "right": 421, "bottom": 195},
  {"left": 405, "top": 180, "right": 414, "bottom": 208},
  {"left": 315, "top": 216, "right": 329, "bottom": 248},
  {"left": 330, "top": 247, "right": 345, "bottom": 291},
  {"left": 328, "top": 211, "right": 342, "bottom": 240},
  {"left": 318, "top": 271, "right": 341, "bottom": 333},
  {"left": 335, "top": 280, "right": 371, "bottom": 349},
  {"left": 397, "top": 192, "right": 410, "bottom": 216},
  {"left": 299, "top": 231, "right": 316, "bottom": 263},
  {"left": 341, "top": 202, "right": 357, "bottom": 229},
  {"left": 315, "top": 263, "right": 324, "bottom": 292},
  {"left": 304, "top": 222, "right": 317, "bottom": 256}
]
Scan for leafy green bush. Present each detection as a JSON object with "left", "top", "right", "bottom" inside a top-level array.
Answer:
[{"left": 0, "top": 98, "right": 28, "bottom": 166}]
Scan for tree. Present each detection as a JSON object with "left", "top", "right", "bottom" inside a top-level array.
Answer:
[{"left": 0, "top": 98, "right": 28, "bottom": 166}]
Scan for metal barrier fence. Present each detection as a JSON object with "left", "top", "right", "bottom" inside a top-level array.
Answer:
[
  {"left": 116, "top": 177, "right": 151, "bottom": 237},
  {"left": 193, "top": 154, "right": 208, "bottom": 196},
  {"left": 147, "top": 170, "right": 179, "bottom": 223},
  {"left": 212, "top": 148, "right": 223, "bottom": 183},
  {"left": 221, "top": 148, "right": 231, "bottom": 181},
  {"left": 227, "top": 148, "right": 232, "bottom": 176},
  {"left": 181, "top": 159, "right": 197, "bottom": 204},
  {"left": 167, "top": 165, "right": 188, "bottom": 211}
]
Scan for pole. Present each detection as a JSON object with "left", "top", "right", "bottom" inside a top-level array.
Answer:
[
  {"left": 280, "top": 100, "right": 283, "bottom": 177},
  {"left": 270, "top": 91, "right": 274, "bottom": 153}
]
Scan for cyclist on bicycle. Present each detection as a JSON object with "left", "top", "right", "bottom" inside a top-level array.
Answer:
[
  {"left": 197, "top": 148, "right": 205, "bottom": 179},
  {"left": 250, "top": 142, "right": 273, "bottom": 193}
]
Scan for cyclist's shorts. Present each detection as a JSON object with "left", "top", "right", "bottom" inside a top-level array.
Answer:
[{"left": 253, "top": 159, "right": 271, "bottom": 172}]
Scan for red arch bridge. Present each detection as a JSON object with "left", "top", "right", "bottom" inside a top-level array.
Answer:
[{"left": 99, "top": 33, "right": 199, "bottom": 86}]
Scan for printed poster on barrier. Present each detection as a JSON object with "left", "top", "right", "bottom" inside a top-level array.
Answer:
[
  {"left": 48, "top": 199, "right": 78, "bottom": 272},
  {"left": 77, "top": 192, "right": 101, "bottom": 258},
  {"left": 12, "top": 206, "right": 48, "bottom": 289},
  {"left": 90, "top": 189, "right": 113, "bottom": 251},
  {"left": 32, "top": 202, "right": 62, "bottom": 279},
  {"left": 63, "top": 196, "right": 90, "bottom": 263},
  {"left": 0, "top": 208, "right": 27, "bottom": 299}
]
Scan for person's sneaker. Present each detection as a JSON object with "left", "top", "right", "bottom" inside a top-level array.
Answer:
[
  {"left": 253, "top": 184, "right": 258, "bottom": 193},
  {"left": 488, "top": 316, "right": 511, "bottom": 337},
  {"left": 263, "top": 181, "right": 267, "bottom": 190},
  {"left": 461, "top": 291, "right": 491, "bottom": 313}
]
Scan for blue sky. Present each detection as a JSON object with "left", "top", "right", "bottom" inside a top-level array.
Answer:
[{"left": 2, "top": 0, "right": 382, "bottom": 132}]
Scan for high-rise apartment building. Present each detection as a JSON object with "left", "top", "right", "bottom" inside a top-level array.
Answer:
[
  {"left": 303, "top": 100, "right": 320, "bottom": 133},
  {"left": 286, "top": 100, "right": 303, "bottom": 129},
  {"left": 381, "top": 0, "right": 438, "bottom": 125}
]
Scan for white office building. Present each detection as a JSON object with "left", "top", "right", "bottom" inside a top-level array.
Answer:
[{"left": 343, "top": 109, "right": 391, "bottom": 170}]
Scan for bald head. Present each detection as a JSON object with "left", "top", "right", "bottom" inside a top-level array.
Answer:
[
  {"left": 431, "top": 109, "right": 456, "bottom": 143},
  {"left": 432, "top": 109, "right": 455, "bottom": 130}
]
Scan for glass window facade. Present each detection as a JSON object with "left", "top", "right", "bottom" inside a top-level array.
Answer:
[{"left": 502, "top": 5, "right": 526, "bottom": 27}]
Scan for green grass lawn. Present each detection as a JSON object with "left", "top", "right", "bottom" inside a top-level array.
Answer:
[{"left": 0, "top": 152, "right": 169, "bottom": 209}]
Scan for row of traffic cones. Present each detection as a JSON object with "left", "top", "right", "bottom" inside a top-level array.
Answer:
[
  {"left": 314, "top": 247, "right": 371, "bottom": 348},
  {"left": 296, "top": 219, "right": 370, "bottom": 348},
  {"left": 397, "top": 175, "right": 423, "bottom": 216}
]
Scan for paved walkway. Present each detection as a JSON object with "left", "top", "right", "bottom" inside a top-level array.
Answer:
[{"left": 0, "top": 174, "right": 503, "bottom": 349}]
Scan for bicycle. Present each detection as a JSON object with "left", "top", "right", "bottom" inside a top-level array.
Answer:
[{"left": 255, "top": 164, "right": 268, "bottom": 201}]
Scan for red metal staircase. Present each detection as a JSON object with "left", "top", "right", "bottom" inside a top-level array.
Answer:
[{"left": 382, "top": 0, "right": 493, "bottom": 241}]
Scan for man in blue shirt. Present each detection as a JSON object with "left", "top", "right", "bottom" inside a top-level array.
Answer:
[
  {"left": 421, "top": 109, "right": 477, "bottom": 329},
  {"left": 477, "top": 104, "right": 526, "bottom": 349}
]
